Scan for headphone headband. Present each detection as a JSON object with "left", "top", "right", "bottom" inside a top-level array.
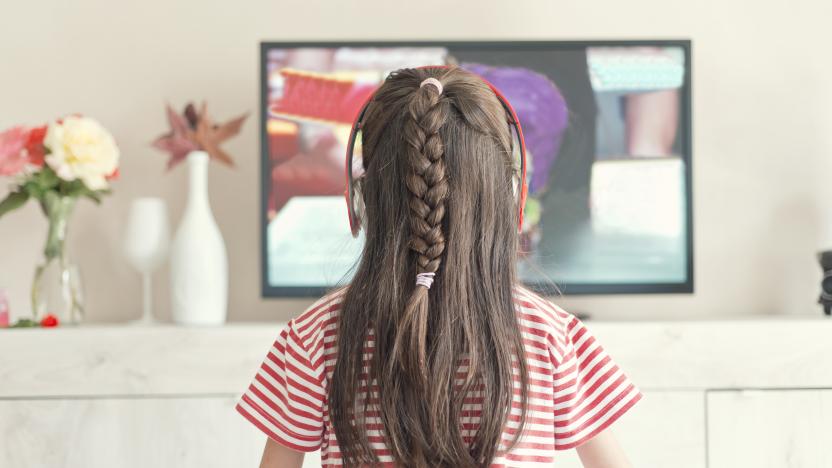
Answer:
[{"left": 345, "top": 65, "right": 528, "bottom": 238}]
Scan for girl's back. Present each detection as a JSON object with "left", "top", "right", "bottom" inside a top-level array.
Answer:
[{"left": 237, "top": 286, "right": 640, "bottom": 466}]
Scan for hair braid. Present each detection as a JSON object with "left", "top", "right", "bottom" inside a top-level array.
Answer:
[
  {"left": 405, "top": 84, "right": 449, "bottom": 274},
  {"left": 389, "top": 75, "right": 450, "bottom": 394}
]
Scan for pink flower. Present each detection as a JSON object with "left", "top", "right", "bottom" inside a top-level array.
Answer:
[{"left": 0, "top": 126, "right": 29, "bottom": 176}]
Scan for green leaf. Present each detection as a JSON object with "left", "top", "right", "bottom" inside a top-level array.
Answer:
[
  {"left": 21, "top": 168, "right": 60, "bottom": 199},
  {"left": 39, "top": 167, "right": 59, "bottom": 187},
  {"left": 22, "top": 180, "right": 43, "bottom": 199},
  {"left": 85, "top": 190, "right": 103, "bottom": 204},
  {"left": 10, "top": 318, "right": 38, "bottom": 328},
  {"left": 64, "top": 181, "right": 109, "bottom": 204},
  {"left": 0, "top": 191, "right": 29, "bottom": 218},
  {"left": 62, "top": 179, "right": 86, "bottom": 198}
]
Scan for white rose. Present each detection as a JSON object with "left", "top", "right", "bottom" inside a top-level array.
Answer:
[{"left": 44, "top": 116, "right": 120, "bottom": 191}]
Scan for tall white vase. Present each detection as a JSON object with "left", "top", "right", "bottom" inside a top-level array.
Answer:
[{"left": 170, "top": 151, "right": 228, "bottom": 325}]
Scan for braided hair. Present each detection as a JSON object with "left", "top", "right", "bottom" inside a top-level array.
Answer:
[{"left": 393, "top": 76, "right": 450, "bottom": 386}]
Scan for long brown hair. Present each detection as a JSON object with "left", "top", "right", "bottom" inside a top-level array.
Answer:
[{"left": 330, "top": 66, "right": 529, "bottom": 467}]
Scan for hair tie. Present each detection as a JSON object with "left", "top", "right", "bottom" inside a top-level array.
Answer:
[
  {"left": 419, "top": 77, "right": 443, "bottom": 95},
  {"left": 415, "top": 272, "right": 436, "bottom": 289}
]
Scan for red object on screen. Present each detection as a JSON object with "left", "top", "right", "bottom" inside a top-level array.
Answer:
[
  {"left": 270, "top": 131, "right": 344, "bottom": 212},
  {"left": 267, "top": 120, "right": 300, "bottom": 164},
  {"left": 266, "top": 69, "right": 377, "bottom": 215},
  {"left": 270, "top": 69, "right": 376, "bottom": 125}
]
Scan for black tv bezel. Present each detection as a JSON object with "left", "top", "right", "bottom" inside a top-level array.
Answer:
[{"left": 260, "top": 40, "right": 694, "bottom": 298}]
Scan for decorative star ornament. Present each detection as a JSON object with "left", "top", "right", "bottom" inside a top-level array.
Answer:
[{"left": 152, "top": 102, "right": 248, "bottom": 170}]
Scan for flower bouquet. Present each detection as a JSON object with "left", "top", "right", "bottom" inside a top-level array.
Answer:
[{"left": 0, "top": 116, "right": 120, "bottom": 324}]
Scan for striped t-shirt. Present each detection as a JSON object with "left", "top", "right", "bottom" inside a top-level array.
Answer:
[{"left": 236, "top": 287, "right": 641, "bottom": 466}]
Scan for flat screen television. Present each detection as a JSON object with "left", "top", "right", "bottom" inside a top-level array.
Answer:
[{"left": 260, "top": 40, "right": 693, "bottom": 297}]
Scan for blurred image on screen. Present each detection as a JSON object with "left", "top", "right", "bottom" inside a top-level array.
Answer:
[{"left": 261, "top": 42, "right": 691, "bottom": 295}]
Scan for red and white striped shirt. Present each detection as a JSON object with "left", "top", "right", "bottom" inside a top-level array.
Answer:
[{"left": 236, "top": 286, "right": 641, "bottom": 466}]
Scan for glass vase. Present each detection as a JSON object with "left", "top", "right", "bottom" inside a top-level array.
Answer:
[{"left": 31, "top": 193, "right": 84, "bottom": 324}]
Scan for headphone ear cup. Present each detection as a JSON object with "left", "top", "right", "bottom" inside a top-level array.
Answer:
[
  {"left": 518, "top": 182, "right": 528, "bottom": 233},
  {"left": 345, "top": 188, "right": 356, "bottom": 236},
  {"left": 510, "top": 176, "right": 526, "bottom": 233},
  {"left": 353, "top": 179, "right": 366, "bottom": 231}
]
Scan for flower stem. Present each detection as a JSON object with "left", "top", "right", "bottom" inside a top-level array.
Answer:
[{"left": 31, "top": 192, "right": 79, "bottom": 320}]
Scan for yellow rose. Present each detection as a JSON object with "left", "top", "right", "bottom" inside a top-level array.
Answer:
[{"left": 44, "top": 116, "right": 119, "bottom": 191}]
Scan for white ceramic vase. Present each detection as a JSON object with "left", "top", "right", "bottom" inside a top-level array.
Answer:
[{"left": 170, "top": 151, "right": 228, "bottom": 325}]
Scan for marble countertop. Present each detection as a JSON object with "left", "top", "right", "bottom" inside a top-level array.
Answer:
[{"left": 2, "top": 319, "right": 831, "bottom": 397}]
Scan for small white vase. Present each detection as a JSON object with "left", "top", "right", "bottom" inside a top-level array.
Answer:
[{"left": 170, "top": 151, "right": 228, "bottom": 325}]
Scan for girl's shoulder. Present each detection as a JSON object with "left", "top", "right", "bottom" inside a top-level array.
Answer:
[
  {"left": 284, "top": 287, "right": 347, "bottom": 351},
  {"left": 513, "top": 285, "right": 574, "bottom": 324},
  {"left": 513, "top": 285, "right": 581, "bottom": 353}
]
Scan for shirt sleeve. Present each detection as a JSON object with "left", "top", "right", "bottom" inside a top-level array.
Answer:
[
  {"left": 236, "top": 321, "right": 326, "bottom": 452},
  {"left": 552, "top": 316, "right": 642, "bottom": 450}
]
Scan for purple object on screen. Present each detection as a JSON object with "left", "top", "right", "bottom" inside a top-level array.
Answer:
[{"left": 461, "top": 63, "right": 568, "bottom": 194}]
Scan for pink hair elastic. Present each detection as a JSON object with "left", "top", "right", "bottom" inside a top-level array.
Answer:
[
  {"left": 420, "top": 77, "right": 443, "bottom": 95},
  {"left": 415, "top": 272, "right": 436, "bottom": 289}
]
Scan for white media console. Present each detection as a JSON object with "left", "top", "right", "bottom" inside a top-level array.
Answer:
[{"left": 2, "top": 318, "right": 831, "bottom": 467}]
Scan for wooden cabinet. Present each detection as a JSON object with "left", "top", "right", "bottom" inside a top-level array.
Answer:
[{"left": 707, "top": 389, "right": 832, "bottom": 468}]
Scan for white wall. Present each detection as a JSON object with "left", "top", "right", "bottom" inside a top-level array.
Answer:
[{"left": 1, "top": 0, "right": 831, "bottom": 322}]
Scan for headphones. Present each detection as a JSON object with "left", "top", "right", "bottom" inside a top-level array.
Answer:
[{"left": 344, "top": 65, "right": 528, "bottom": 238}]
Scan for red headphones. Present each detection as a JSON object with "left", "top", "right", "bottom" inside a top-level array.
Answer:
[{"left": 344, "top": 65, "right": 528, "bottom": 238}]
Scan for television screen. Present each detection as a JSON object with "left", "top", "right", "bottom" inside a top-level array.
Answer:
[{"left": 260, "top": 41, "right": 692, "bottom": 296}]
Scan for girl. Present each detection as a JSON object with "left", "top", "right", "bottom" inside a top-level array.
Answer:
[{"left": 237, "top": 66, "right": 641, "bottom": 467}]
